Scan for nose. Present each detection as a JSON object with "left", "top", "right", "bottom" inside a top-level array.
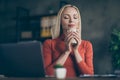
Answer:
[{"left": 69, "top": 17, "right": 73, "bottom": 23}]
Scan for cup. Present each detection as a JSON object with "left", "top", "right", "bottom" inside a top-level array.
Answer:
[
  {"left": 66, "top": 28, "right": 77, "bottom": 45},
  {"left": 55, "top": 68, "right": 67, "bottom": 79}
]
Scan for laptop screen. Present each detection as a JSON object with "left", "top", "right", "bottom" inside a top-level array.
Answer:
[{"left": 0, "top": 41, "right": 45, "bottom": 77}]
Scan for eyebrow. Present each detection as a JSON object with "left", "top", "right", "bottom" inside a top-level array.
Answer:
[{"left": 63, "top": 13, "right": 78, "bottom": 16}]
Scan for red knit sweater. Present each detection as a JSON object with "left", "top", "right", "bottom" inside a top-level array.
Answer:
[{"left": 43, "top": 35, "right": 94, "bottom": 77}]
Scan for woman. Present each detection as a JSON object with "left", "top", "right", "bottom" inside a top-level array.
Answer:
[{"left": 43, "top": 4, "right": 94, "bottom": 77}]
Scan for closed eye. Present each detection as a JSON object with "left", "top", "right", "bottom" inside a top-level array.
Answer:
[
  {"left": 64, "top": 15, "right": 69, "bottom": 19},
  {"left": 74, "top": 14, "right": 78, "bottom": 19}
]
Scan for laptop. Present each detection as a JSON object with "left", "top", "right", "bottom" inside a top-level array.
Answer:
[{"left": 0, "top": 41, "right": 45, "bottom": 77}]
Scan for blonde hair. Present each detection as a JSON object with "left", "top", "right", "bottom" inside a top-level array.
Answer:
[{"left": 51, "top": 4, "right": 81, "bottom": 39}]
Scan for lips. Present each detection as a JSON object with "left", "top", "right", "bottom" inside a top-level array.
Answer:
[{"left": 68, "top": 24, "right": 75, "bottom": 27}]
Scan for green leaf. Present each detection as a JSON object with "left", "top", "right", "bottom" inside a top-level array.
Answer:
[{"left": 54, "top": 64, "right": 64, "bottom": 69}]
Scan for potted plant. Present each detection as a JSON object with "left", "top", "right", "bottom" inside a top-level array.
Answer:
[
  {"left": 109, "top": 27, "right": 120, "bottom": 74},
  {"left": 54, "top": 64, "right": 67, "bottom": 79},
  {"left": 54, "top": 64, "right": 64, "bottom": 69}
]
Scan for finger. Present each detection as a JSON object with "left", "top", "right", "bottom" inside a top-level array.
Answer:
[
  {"left": 65, "top": 37, "right": 73, "bottom": 50},
  {"left": 72, "top": 32, "right": 80, "bottom": 39},
  {"left": 72, "top": 31, "right": 80, "bottom": 36},
  {"left": 72, "top": 34, "right": 81, "bottom": 44},
  {"left": 72, "top": 34, "right": 80, "bottom": 40},
  {"left": 65, "top": 32, "right": 73, "bottom": 37},
  {"left": 64, "top": 32, "right": 74, "bottom": 42},
  {"left": 65, "top": 36, "right": 73, "bottom": 44}
]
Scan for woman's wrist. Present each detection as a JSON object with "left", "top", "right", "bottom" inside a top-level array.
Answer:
[
  {"left": 74, "top": 50, "right": 83, "bottom": 62},
  {"left": 64, "top": 50, "right": 70, "bottom": 55},
  {"left": 74, "top": 49, "right": 79, "bottom": 54}
]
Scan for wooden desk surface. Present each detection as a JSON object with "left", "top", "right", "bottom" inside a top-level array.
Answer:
[{"left": 0, "top": 77, "right": 120, "bottom": 80}]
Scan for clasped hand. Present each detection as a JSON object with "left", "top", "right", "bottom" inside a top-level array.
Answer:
[{"left": 64, "top": 30, "right": 81, "bottom": 53}]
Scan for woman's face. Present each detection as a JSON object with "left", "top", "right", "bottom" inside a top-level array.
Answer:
[{"left": 61, "top": 7, "right": 79, "bottom": 30}]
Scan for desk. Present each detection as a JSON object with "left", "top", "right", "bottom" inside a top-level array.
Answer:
[{"left": 0, "top": 77, "right": 120, "bottom": 80}]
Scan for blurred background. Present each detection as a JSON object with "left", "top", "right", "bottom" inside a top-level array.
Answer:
[{"left": 0, "top": 0, "right": 120, "bottom": 75}]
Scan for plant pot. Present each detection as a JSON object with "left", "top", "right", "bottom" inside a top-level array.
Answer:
[{"left": 54, "top": 68, "right": 67, "bottom": 79}]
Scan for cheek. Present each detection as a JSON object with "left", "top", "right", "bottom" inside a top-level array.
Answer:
[
  {"left": 75, "top": 20, "right": 80, "bottom": 27},
  {"left": 61, "top": 19, "right": 68, "bottom": 29}
]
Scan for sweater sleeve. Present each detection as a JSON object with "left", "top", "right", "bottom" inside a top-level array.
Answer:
[
  {"left": 77, "top": 41, "right": 94, "bottom": 75},
  {"left": 43, "top": 40, "right": 56, "bottom": 76}
]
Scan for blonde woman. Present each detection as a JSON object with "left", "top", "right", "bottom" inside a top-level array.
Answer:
[{"left": 43, "top": 4, "right": 94, "bottom": 77}]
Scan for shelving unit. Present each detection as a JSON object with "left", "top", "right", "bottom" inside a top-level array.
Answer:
[{"left": 16, "top": 7, "right": 57, "bottom": 43}]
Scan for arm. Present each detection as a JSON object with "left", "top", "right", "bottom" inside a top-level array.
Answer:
[
  {"left": 43, "top": 39, "right": 71, "bottom": 76},
  {"left": 76, "top": 41, "right": 94, "bottom": 75},
  {"left": 67, "top": 31, "right": 94, "bottom": 75},
  {"left": 43, "top": 40, "right": 55, "bottom": 76},
  {"left": 56, "top": 49, "right": 72, "bottom": 65}
]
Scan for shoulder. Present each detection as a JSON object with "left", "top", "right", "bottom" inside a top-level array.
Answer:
[
  {"left": 81, "top": 40, "right": 93, "bottom": 48},
  {"left": 43, "top": 39, "right": 52, "bottom": 44},
  {"left": 81, "top": 40, "right": 93, "bottom": 53},
  {"left": 43, "top": 38, "right": 58, "bottom": 46}
]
